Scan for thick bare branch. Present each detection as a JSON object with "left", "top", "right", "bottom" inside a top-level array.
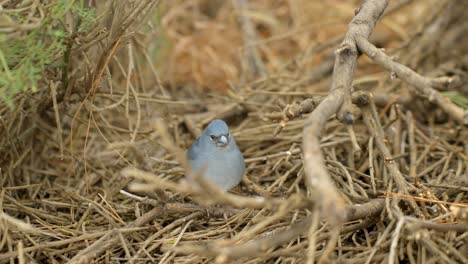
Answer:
[
  {"left": 303, "top": 0, "right": 389, "bottom": 224},
  {"left": 334, "top": 0, "right": 388, "bottom": 123}
]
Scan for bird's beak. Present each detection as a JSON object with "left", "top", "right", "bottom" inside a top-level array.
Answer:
[{"left": 218, "top": 135, "right": 228, "bottom": 145}]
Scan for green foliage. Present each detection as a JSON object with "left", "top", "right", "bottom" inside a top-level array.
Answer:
[
  {"left": 0, "top": 0, "right": 96, "bottom": 106},
  {"left": 443, "top": 91, "right": 468, "bottom": 110}
]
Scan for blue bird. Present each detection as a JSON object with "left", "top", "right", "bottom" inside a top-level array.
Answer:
[{"left": 187, "top": 119, "right": 245, "bottom": 190}]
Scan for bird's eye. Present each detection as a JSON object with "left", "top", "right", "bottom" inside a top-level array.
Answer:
[{"left": 210, "top": 135, "right": 216, "bottom": 141}]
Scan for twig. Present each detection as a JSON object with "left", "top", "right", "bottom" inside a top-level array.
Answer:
[
  {"left": 49, "top": 81, "right": 63, "bottom": 159},
  {"left": 131, "top": 212, "right": 204, "bottom": 262},
  {"left": 119, "top": 189, "right": 242, "bottom": 217},
  {"left": 318, "top": 226, "right": 341, "bottom": 263},
  {"left": 0, "top": 212, "right": 42, "bottom": 234},
  {"left": 364, "top": 220, "right": 395, "bottom": 264},
  {"left": 406, "top": 111, "right": 417, "bottom": 178},
  {"left": 17, "top": 241, "right": 24, "bottom": 264},
  {"left": 384, "top": 192, "right": 468, "bottom": 208},
  {"left": 267, "top": 93, "right": 411, "bottom": 125},
  {"left": 123, "top": 167, "right": 312, "bottom": 210},
  {"left": 232, "top": 0, "right": 266, "bottom": 79},
  {"left": 346, "top": 124, "right": 362, "bottom": 155},
  {"left": 388, "top": 217, "right": 405, "bottom": 264},
  {"left": 406, "top": 218, "right": 468, "bottom": 233},
  {"left": 306, "top": 208, "right": 320, "bottom": 264},
  {"left": 421, "top": 239, "right": 453, "bottom": 264},
  {"left": 357, "top": 93, "right": 422, "bottom": 215},
  {"left": 355, "top": 36, "right": 468, "bottom": 125},
  {"left": 359, "top": 96, "right": 409, "bottom": 194},
  {"left": 67, "top": 207, "right": 162, "bottom": 263},
  {"left": 172, "top": 199, "right": 385, "bottom": 262},
  {"left": 0, "top": 227, "right": 149, "bottom": 261}
]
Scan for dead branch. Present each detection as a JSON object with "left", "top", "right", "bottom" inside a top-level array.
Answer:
[
  {"left": 355, "top": 36, "right": 468, "bottom": 125},
  {"left": 302, "top": 0, "right": 389, "bottom": 224},
  {"left": 67, "top": 207, "right": 162, "bottom": 263},
  {"left": 124, "top": 167, "right": 313, "bottom": 210},
  {"left": 356, "top": 91, "right": 422, "bottom": 216},
  {"left": 232, "top": 0, "right": 266, "bottom": 79},
  {"left": 407, "top": 219, "right": 468, "bottom": 233},
  {"left": 172, "top": 198, "right": 385, "bottom": 262}
]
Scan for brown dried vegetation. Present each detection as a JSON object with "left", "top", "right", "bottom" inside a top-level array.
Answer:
[{"left": 0, "top": 0, "right": 467, "bottom": 263}]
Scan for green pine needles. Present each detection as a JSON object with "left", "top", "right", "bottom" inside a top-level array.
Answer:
[{"left": 0, "top": 0, "right": 95, "bottom": 106}]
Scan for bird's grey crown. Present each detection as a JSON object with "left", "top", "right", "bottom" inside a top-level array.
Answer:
[{"left": 204, "top": 119, "right": 229, "bottom": 136}]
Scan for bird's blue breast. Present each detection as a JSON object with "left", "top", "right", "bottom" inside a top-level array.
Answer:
[{"left": 187, "top": 130, "right": 244, "bottom": 190}]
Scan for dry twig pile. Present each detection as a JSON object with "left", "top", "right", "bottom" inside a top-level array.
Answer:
[{"left": 0, "top": 0, "right": 467, "bottom": 263}]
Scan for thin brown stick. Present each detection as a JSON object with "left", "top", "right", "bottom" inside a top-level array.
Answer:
[
  {"left": 0, "top": 227, "right": 148, "bottom": 261},
  {"left": 318, "top": 226, "right": 341, "bottom": 263},
  {"left": 49, "top": 81, "right": 64, "bottom": 159},
  {"left": 406, "top": 111, "right": 417, "bottom": 178},
  {"left": 407, "top": 219, "right": 468, "bottom": 233},
  {"left": 357, "top": 92, "right": 422, "bottom": 216},
  {"left": 173, "top": 199, "right": 385, "bottom": 261},
  {"left": 306, "top": 209, "right": 321, "bottom": 264},
  {"left": 355, "top": 36, "right": 468, "bottom": 125},
  {"left": 123, "top": 167, "right": 311, "bottom": 210},
  {"left": 67, "top": 207, "right": 162, "bottom": 263},
  {"left": 360, "top": 98, "right": 409, "bottom": 194},
  {"left": 232, "top": 0, "right": 266, "bottom": 79}
]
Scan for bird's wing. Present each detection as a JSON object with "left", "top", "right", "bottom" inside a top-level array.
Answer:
[{"left": 187, "top": 137, "right": 201, "bottom": 161}]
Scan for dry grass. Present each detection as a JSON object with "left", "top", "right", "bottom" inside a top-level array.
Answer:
[{"left": 0, "top": 0, "right": 467, "bottom": 263}]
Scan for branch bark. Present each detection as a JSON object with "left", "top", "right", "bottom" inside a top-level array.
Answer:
[{"left": 302, "top": 0, "right": 389, "bottom": 224}]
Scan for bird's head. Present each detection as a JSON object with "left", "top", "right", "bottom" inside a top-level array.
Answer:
[{"left": 203, "top": 119, "right": 231, "bottom": 148}]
